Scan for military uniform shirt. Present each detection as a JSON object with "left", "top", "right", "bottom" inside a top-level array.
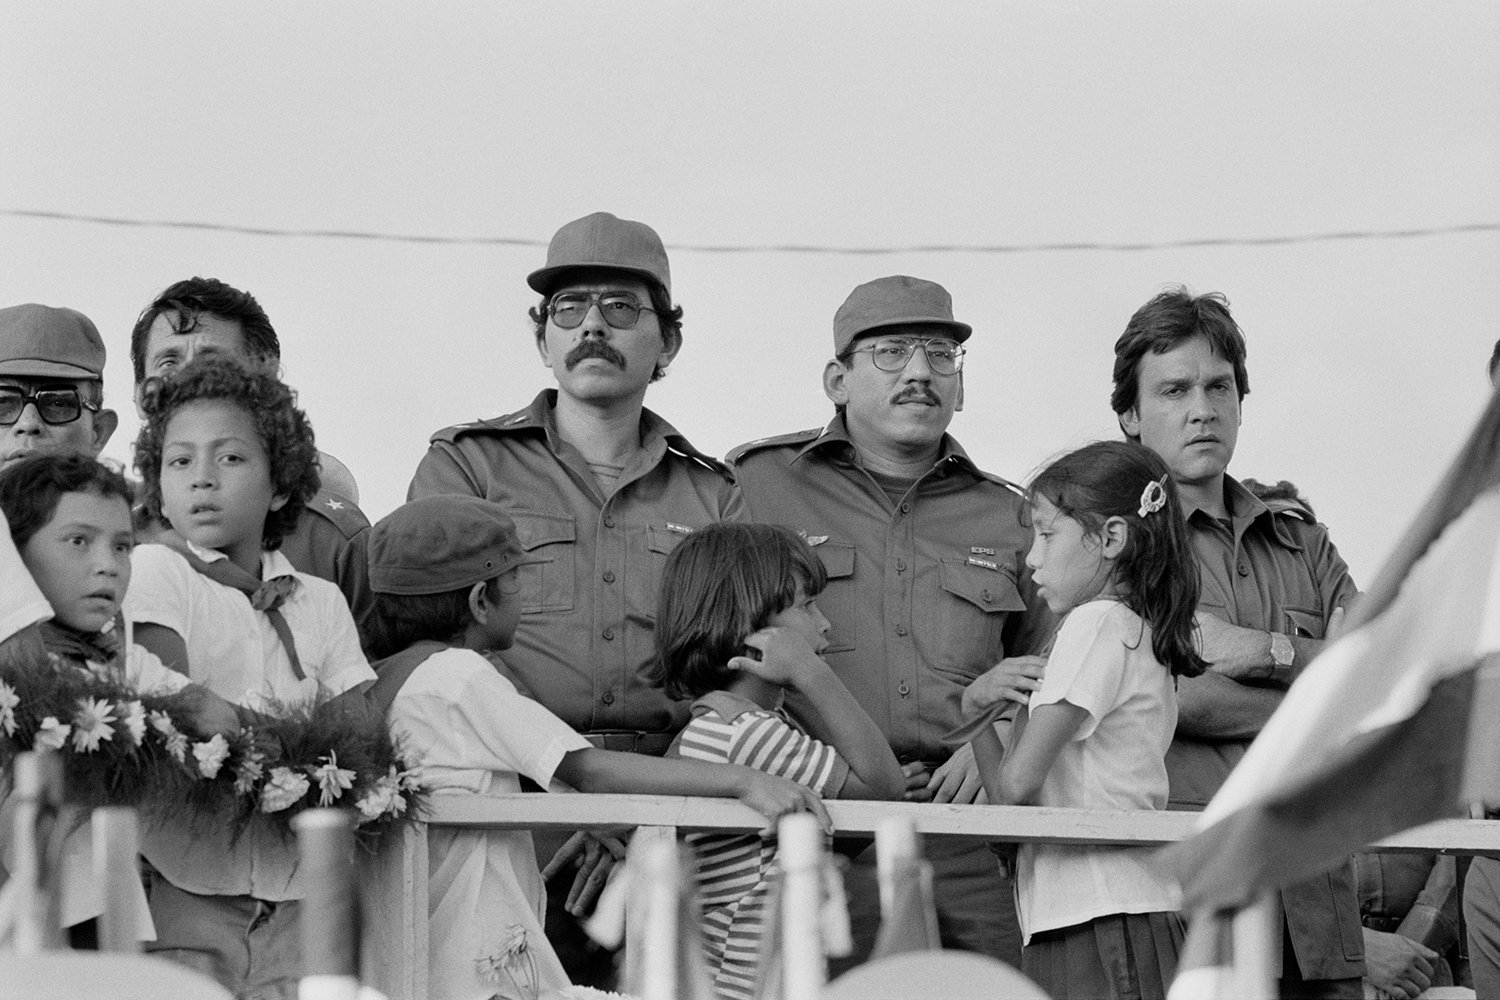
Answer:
[
  {"left": 728, "top": 416, "right": 1051, "bottom": 765},
  {"left": 407, "top": 388, "right": 740, "bottom": 735},
  {"left": 1173, "top": 475, "right": 1364, "bottom": 982}
]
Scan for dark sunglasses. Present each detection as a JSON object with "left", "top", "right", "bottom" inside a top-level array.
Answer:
[
  {"left": 547, "top": 291, "right": 658, "bottom": 330},
  {"left": 0, "top": 386, "right": 98, "bottom": 426}
]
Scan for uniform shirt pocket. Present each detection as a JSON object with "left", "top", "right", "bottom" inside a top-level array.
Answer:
[
  {"left": 811, "top": 542, "right": 856, "bottom": 653},
  {"left": 512, "top": 511, "right": 576, "bottom": 614},
  {"left": 643, "top": 525, "right": 693, "bottom": 622},
  {"left": 1283, "top": 606, "right": 1325, "bottom": 640},
  {"left": 935, "top": 558, "right": 1025, "bottom": 680}
]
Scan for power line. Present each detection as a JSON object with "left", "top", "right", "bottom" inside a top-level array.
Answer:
[{"left": 4, "top": 207, "right": 1498, "bottom": 255}]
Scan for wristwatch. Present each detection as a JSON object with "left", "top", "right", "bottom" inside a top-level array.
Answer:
[{"left": 1269, "top": 631, "right": 1295, "bottom": 674}]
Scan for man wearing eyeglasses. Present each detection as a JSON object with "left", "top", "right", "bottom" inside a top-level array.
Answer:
[
  {"left": 728, "top": 275, "right": 1051, "bottom": 969},
  {"left": 1, "top": 304, "right": 119, "bottom": 469},
  {"left": 408, "top": 211, "right": 739, "bottom": 984}
]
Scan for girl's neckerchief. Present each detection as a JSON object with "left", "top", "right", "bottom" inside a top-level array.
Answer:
[
  {"left": 154, "top": 531, "right": 306, "bottom": 681},
  {"left": 38, "top": 615, "right": 125, "bottom": 676}
]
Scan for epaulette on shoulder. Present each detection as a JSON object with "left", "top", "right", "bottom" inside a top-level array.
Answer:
[
  {"left": 428, "top": 410, "right": 533, "bottom": 446},
  {"left": 1243, "top": 477, "right": 1317, "bottom": 523},
  {"left": 976, "top": 469, "right": 1028, "bottom": 501},
  {"left": 726, "top": 428, "right": 823, "bottom": 466},
  {"left": 302, "top": 490, "right": 371, "bottom": 537}
]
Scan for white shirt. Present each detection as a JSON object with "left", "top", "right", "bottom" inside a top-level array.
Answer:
[
  {"left": 0, "top": 510, "right": 50, "bottom": 643},
  {"left": 1016, "top": 599, "right": 1182, "bottom": 942},
  {"left": 124, "top": 541, "right": 372, "bottom": 711},
  {"left": 388, "top": 645, "right": 590, "bottom": 1000},
  {"left": 124, "top": 541, "right": 375, "bottom": 899}
]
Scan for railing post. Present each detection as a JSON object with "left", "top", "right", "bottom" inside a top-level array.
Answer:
[{"left": 362, "top": 816, "right": 429, "bottom": 1000}]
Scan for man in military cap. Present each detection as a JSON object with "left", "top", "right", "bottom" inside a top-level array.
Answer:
[
  {"left": 407, "top": 211, "right": 739, "bottom": 980},
  {"left": 1, "top": 303, "right": 119, "bottom": 469},
  {"left": 728, "top": 275, "right": 1052, "bottom": 968}
]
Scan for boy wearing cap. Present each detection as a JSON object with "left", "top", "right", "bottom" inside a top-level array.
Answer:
[
  {"left": 407, "top": 212, "right": 741, "bottom": 971},
  {"left": 364, "top": 495, "right": 825, "bottom": 1000},
  {"left": 728, "top": 276, "right": 1052, "bottom": 969},
  {"left": 1, "top": 303, "right": 119, "bottom": 469}
]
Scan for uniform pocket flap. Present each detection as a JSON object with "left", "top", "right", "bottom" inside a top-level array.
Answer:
[
  {"left": 940, "top": 558, "right": 1025, "bottom": 613},
  {"left": 1283, "top": 606, "right": 1325, "bottom": 640},
  {"left": 814, "top": 541, "right": 856, "bottom": 579},
  {"left": 646, "top": 524, "right": 692, "bottom": 555},
  {"left": 512, "top": 511, "right": 576, "bottom": 551}
]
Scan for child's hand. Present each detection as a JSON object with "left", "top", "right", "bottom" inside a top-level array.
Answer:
[
  {"left": 729, "top": 626, "right": 827, "bottom": 687},
  {"left": 961, "top": 656, "right": 1045, "bottom": 716},
  {"left": 735, "top": 768, "right": 832, "bottom": 836}
]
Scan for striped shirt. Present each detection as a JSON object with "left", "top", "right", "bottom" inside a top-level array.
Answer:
[{"left": 670, "top": 690, "right": 849, "bottom": 1000}]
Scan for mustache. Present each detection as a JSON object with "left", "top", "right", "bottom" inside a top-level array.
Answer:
[
  {"left": 894, "top": 386, "right": 941, "bottom": 406},
  {"left": 565, "top": 339, "right": 629, "bottom": 371}
]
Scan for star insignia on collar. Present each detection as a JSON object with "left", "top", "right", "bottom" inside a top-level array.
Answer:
[{"left": 324, "top": 498, "right": 344, "bottom": 511}]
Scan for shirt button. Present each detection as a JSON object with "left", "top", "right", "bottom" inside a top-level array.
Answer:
[
  {"left": 895, "top": 559, "right": 907, "bottom": 573},
  {"left": 898, "top": 682, "right": 911, "bottom": 696},
  {"left": 603, "top": 570, "right": 616, "bottom": 584},
  {"left": 601, "top": 692, "right": 615, "bottom": 705},
  {"left": 900, "top": 502, "right": 911, "bottom": 514},
  {"left": 1237, "top": 562, "right": 1250, "bottom": 577},
  {"left": 895, "top": 624, "right": 909, "bottom": 637},
  {"left": 603, "top": 515, "right": 615, "bottom": 528},
  {"left": 982, "top": 589, "right": 993, "bottom": 604},
  {"left": 602, "top": 628, "right": 615, "bottom": 641}
]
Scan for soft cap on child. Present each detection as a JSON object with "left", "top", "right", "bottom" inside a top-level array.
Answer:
[{"left": 367, "top": 495, "right": 540, "bottom": 595}]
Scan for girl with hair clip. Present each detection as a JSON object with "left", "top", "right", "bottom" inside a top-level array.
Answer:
[{"left": 967, "top": 440, "right": 1207, "bottom": 1000}]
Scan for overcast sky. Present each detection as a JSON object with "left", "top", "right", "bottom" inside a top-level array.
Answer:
[{"left": 4, "top": 1, "right": 1497, "bottom": 582}]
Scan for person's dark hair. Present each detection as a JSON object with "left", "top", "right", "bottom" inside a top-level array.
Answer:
[
  {"left": 134, "top": 357, "right": 318, "bottom": 551},
  {"left": 1027, "top": 441, "right": 1207, "bottom": 678},
  {"left": 1111, "top": 287, "right": 1250, "bottom": 432},
  {"left": 363, "top": 580, "right": 503, "bottom": 661},
  {"left": 130, "top": 277, "right": 281, "bottom": 385},
  {"left": 1489, "top": 338, "right": 1500, "bottom": 383},
  {"left": 0, "top": 452, "right": 133, "bottom": 550},
  {"left": 527, "top": 276, "right": 683, "bottom": 383},
  {"left": 653, "top": 522, "right": 829, "bottom": 700}
]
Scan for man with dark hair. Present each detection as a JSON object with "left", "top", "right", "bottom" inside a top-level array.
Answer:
[
  {"left": 1111, "top": 286, "right": 1366, "bottom": 998},
  {"left": 129, "top": 277, "right": 373, "bottom": 642},
  {"left": 407, "top": 211, "right": 738, "bottom": 984},
  {"left": 1, "top": 304, "right": 119, "bottom": 469},
  {"left": 729, "top": 275, "right": 1052, "bottom": 969}
]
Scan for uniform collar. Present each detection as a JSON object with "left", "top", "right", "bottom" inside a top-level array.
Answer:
[
  {"left": 482, "top": 389, "right": 725, "bottom": 472},
  {"left": 1196, "top": 476, "right": 1304, "bottom": 551},
  {"left": 791, "top": 412, "right": 980, "bottom": 478}
]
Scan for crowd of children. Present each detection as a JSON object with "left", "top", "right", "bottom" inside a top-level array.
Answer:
[{"left": 0, "top": 294, "right": 1289, "bottom": 1000}]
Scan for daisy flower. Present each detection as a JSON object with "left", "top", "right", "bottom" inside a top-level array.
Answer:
[{"left": 71, "top": 698, "right": 116, "bottom": 752}]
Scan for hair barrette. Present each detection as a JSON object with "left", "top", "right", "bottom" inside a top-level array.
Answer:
[{"left": 1137, "top": 476, "right": 1168, "bottom": 518}]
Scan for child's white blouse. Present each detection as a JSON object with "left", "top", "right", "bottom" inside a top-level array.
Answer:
[
  {"left": 123, "top": 540, "right": 375, "bottom": 901},
  {"left": 1015, "top": 598, "right": 1182, "bottom": 942}
]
